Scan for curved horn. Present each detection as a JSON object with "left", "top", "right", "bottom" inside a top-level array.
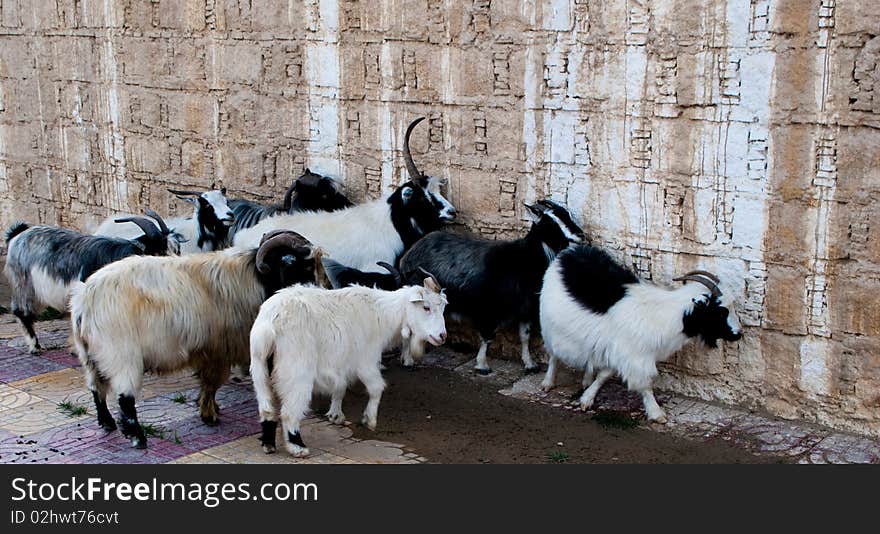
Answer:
[
  {"left": 255, "top": 230, "right": 312, "bottom": 274},
  {"left": 144, "top": 209, "right": 170, "bottom": 235},
  {"left": 114, "top": 216, "right": 161, "bottom": 242},
  {"left": 403, "top": 117, "right": 427, "bottom": 188},
  {"left": 673, "top": 274, "right": 722, "bottom": 299},
  {"left": 377, "top": 261, "right": 403, "bottom": 288},
  {"left": 167, "top": 188, "right": 200, "bottom": 197},
  {"left": 281, "top": 179, "right": 298, "bottom": 212},
  {"left": 680, "top": 270, "right": 720, "bottom": 284},
  {"left": 417, "top": 266, "right": 441, "bottom": 293}
]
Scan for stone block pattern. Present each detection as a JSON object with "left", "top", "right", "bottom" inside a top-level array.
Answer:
[{"left": 0, "top": 1, "right": 878, "bottom": 437}]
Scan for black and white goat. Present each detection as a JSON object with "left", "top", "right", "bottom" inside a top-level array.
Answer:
[
  {"left": 232, "top": 118, "right": 456, "bottom": 272},
  {"left": 4, "top": 212, "right": 175, "bottom": 353},
  {"left": 250, "top": 275, "right": 448, "bottom": 457},
  {"left": 326, "top": 200, "right": 585, "bottom": 374},
  {"left": 226, "top": 169, "right": 353, "bottom": 241},
  {"left": 70, "top": 230, "right": 324, "bottom": 449},
  {"left": 539, "top": 245, "right": 743, "bottom": 423},
  {"left": 94, "top": 186, "right": 234, "bottom": 254}
]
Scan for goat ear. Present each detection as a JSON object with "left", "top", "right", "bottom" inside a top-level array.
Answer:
[
  {"left": 523, "top": 202, "right": 544, "bottom": 220},
  {"left": 409, "top": 293, "right": 425, "bottom": 303}
]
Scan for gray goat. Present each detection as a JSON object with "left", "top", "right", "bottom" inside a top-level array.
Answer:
[{"left": 4, "top": 211, "right": 174, "bottom": 353}]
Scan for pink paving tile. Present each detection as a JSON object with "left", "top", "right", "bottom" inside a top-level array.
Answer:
[
  {"left": 40, "top": 349, "right": 80, "bottom": 368},
  {"left": 163, "top": 400, "right": 262, "bottom": 452},
  {"left": 0, "top": 435, "right": 70, "bottom": 464},
  {"left": 0, "top": 353, "right": 66, "bottom": 383},
  {"left": 19, "top": 419, "right": 191, "bottom": 464}
]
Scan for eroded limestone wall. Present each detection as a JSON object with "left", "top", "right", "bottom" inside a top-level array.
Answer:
[{"left": 0, "top": 1, "right": 878, "bottom": 435}]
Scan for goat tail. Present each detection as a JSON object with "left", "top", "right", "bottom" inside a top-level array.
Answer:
[
  {"left": 68, "top": 282, "right": 89, "bottom": 366},
  {"left": 5, "top": 221, "right": 29, "bottom": 243},
  {"left": 249, "top": 318, "right": 277, "bottom": 421}
]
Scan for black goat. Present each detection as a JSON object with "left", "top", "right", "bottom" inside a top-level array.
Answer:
[
  {"left": 227, "top": 169, "right": 353, "bottom": 241},
  {"left": 325, "top": 199, "right": 585, "bottom": 373}
]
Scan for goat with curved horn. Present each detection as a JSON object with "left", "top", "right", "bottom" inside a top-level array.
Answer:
[
  {"left": 672, "top": 273, "right": 722, "bottom": 298},
  {"left": 679, "top": 270, "right": 721, "bottom": 284},
  {"left": 167, "top": 188, "right": 200, "bottom": 197},
  {"left": 114, "top": 216, "right": 164, "bottom": 242},
  {"left": 144, "top": 209, "right": 170, "bottom": 235},
  {"left": 403, "top": 117, "right": 428, "bottom": 188}
]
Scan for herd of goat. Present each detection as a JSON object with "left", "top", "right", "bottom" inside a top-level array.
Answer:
[{"left": 3, "top": 118, "right": 742, "bottom": 456}]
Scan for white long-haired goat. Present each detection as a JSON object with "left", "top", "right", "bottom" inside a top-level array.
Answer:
[
  {"left": 250, "top": 276, "right": 448, "bottom": 457},
  {"left": 539, "top": 245, "right": 742, "bottom": 423}
]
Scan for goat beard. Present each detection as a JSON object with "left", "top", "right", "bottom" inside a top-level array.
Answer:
[{"left": 408, "top": 336, "right": 428, "bottom": 360}]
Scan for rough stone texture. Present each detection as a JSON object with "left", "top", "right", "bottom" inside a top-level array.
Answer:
[{"left": 0, "top": 1, "right": 878, "bottom": 437}]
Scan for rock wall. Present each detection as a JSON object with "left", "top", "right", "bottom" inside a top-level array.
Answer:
[{"left": 0, "top": 1, "right": 878, "bottom": 436}]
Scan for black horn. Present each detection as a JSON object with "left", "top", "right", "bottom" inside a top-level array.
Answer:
[
  {"left": 144, "top": 209, "right": 170, "bottom": 235},
  {"left": 167, "top": 188, "right": 200, "bottom": 197},
  {"left": 377, "top": 261, "right": 404, "bottom": 288},
  {"left": 115, "top": 216, "right": 161, "bottom": 242},
  {"left": 403, "top": 117, "right": 428, "bottom": 188},
  {"left": 281, "top": 179, "right": 298, "bottom": 212}
]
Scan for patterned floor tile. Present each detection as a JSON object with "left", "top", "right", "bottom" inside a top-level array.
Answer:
[
  {"left": 0, "top": 398, "right": 89, "bottom": 435},
  {"left": 168, "top": 452, "right": 230, "bottom": 464},
  {"left": 0, "top": 435, "right": 70, "bottom": 464},
  {"left": 0, "top": 352, "right": 66, "bottom": 383},
  {"left": 0, "top": 383, "right": 41, "bottom": 413},
  {"left": 141, "top": 372, "right": 203, "bottom": 399},
  {"left": 8, "top": 367, "right": 91, "bottom": 406}
]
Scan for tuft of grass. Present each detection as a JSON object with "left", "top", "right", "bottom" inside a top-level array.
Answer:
[
  {"left": 142, "top": 423, "right": 166, "bottom": 439},
  {"left": 0, "top": 305, "right": 8, "bottom": 314},
  {"left": 546, "top": 451, "right": 569, "bottom": 464},
  {"left": 593, "top": 410, "right": 640, "bottom": 430},
  {"left": 57, "top": 401, "right": 87, "bottom": 417},
  {"left": 173, "top": 431, "right": 182, "bottom": 445},
  {"left": 171, "top": 393, "right": 187, "bottom": 404},
  {"left": 37, "top": 307, "right": 64, "bottom": 321}
]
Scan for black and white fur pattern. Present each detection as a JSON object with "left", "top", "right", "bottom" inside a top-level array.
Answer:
[
  {"left": 226, "top": 169, "right": 353, "bottom": 241},
  {"left": 397, "top": 200, "right": 584, "bottom": 373},
  {"left": 232, "top": 118, "right": 456, "bottom": 272},
  {"left": 4, "top": 213, "right": 174, "bottom": 353},
  {"left": 94, "top": 187, "right": 234, "bottom": 254},
  {"left": 326, "top": 200, "right": 585, "bottom": 373},
  {"left": 539, "top": 245, "right": 743, "bottom": 423}
]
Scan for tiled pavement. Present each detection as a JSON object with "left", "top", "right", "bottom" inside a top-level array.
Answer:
[
  {"left": 0, "top": 316, "right": 877, "bottom": 464},
  {"left": 0, "top": 317, "right": 424, "bottom": 464}
]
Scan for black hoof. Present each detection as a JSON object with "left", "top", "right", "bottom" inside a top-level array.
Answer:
[
  {"left": 98, "top": 418, "right": 117, "bottom": 432},
  {"left": 524, "top": 365, "right": 542, "bottom": 375},
  {"left": 231, "top": 376, "right": 243, "bottom": 383},
  {"left": 131, "top": 436, "right": 147, "bottom": 449},
  {"left": 403, "top": 364, "right": 416, "bottom": 372},
  {"left": 201, "top": 415, "right": 220, "bottom": 427},
  {"left": 475, "top": 368, "right": 492, "bottom": 376}
]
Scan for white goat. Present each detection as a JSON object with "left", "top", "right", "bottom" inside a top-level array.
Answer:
[
  {"left": 232, "top": 118, "right": 455, "bottom": 272},
  {"left": 250, "top": 277, "right": 448, "bottom": 457},
  {"left": 71, "top": 230, "right": 324, "bottom": 449},
  {"left": 539, "top": 245, "right": 742, "bottom": 423}
]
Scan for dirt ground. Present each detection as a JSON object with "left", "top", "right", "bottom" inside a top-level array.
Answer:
[{"left": 336, "top": 362, "right": 780, "bottom": 464}]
